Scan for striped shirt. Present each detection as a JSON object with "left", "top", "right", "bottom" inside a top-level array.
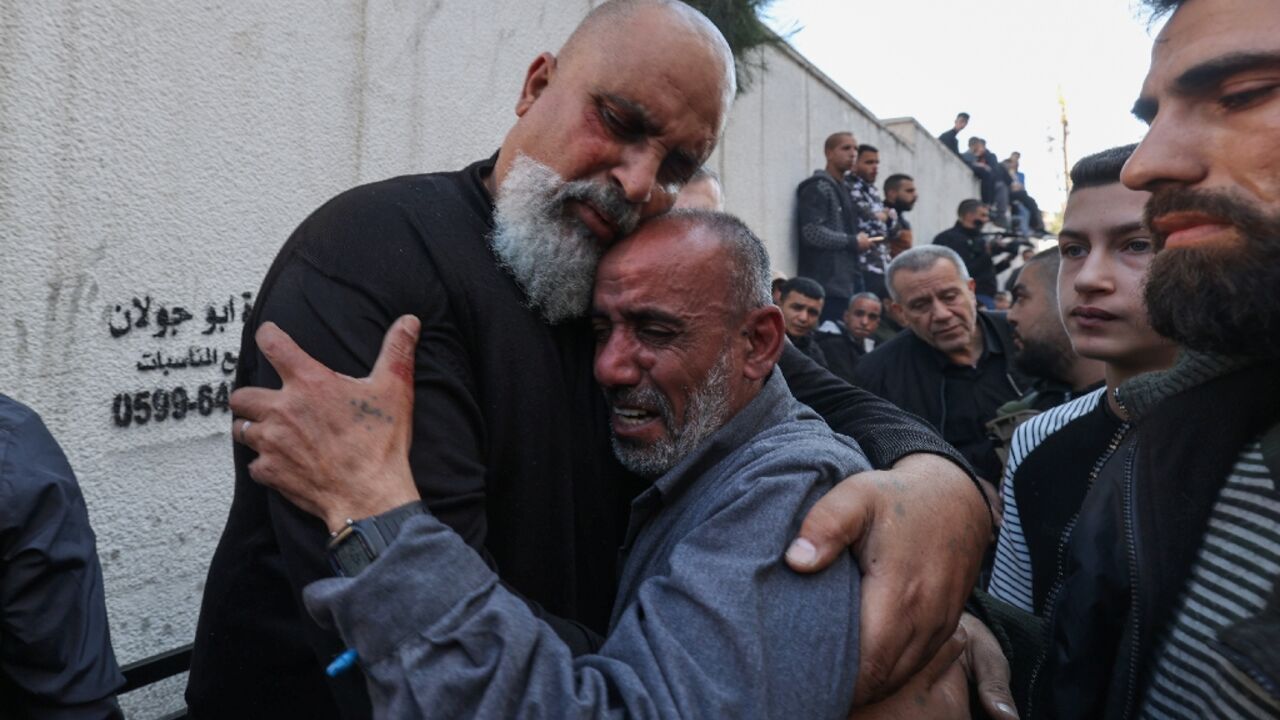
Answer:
[
  {"left": 1141, "top": 440, "right": 1280, "bottom": 719},
  {"left": 989, "top": 388, "right": 1106, "bottom": 612}
]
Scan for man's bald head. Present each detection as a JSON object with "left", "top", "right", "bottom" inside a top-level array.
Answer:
[
  {"left": 559, "top": 0, "right": 736, "bottom": 120},
  {"left": 489, "top": 0, "right": 738, "bottom": 324},
  {"left": 495, "top": 0, "right": 735, "bottom": 223}
]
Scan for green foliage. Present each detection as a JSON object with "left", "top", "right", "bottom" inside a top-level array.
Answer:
[{"left": 682, "top": 0, "right": 785, "bottom": 94}]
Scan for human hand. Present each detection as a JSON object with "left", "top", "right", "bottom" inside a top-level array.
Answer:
[
  {"left": 848, "top": 623, "right": 969, "bottom": 719},
  {"left": 956, "top": 613, "right": 1019, "bottom": 719},
  {"left": 231, "top": 316, "right": 422, "bottom": 533},
  {"left": 890, "top": 229, "right": 914, "bottom": 257},
  {"left": 857, "top": 233, "right": 873, "bottom": 251},
  {"left": 785, "top": 453, "right": 992, "bottom": 704}
]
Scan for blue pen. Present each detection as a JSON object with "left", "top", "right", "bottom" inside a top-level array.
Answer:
[{"left": 326, "top": 648, "right": 360, "bottom": 677}]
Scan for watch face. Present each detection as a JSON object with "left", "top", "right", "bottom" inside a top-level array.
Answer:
[{"left": 332, "top": 531, "right": 373, "bottom": 577}]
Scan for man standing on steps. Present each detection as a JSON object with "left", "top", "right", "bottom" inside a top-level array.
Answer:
[{"left": 797, "top": 131, "right": 872, "bottom": 323}]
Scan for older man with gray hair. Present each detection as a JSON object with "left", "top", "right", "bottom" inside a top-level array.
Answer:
[
  {"left": 232, "top": 211, "right": 871, "bottom": 718},
  {"left": 855, "top": 246, "right": 1031, "bottom": 481}
]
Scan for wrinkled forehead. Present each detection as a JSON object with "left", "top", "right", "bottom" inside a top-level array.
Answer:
[
  {"left": 567, "top": 15, "right": 730, "bottom": 153},
  {"left": 898, "top": 262, "right": 967, "bottom": 301},
  {"left": 599, "top": 220, "right": 723, "bottom": 289}
]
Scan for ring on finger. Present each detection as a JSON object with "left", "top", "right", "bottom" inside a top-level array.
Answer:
[{"left": 239, "top": 419, "right": 252, "bottom": 444}]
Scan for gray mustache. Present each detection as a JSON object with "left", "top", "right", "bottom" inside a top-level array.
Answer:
[{"left": 557, "top": 179, "right": 641, "bottom": 237}]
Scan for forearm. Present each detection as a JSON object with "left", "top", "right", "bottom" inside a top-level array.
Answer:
[
  {"left": 800, "top": 222, "right": 856, "bottom": 250},
  {"left": 798, "top": 184, "right": 856, "bottom": 250},
  {"left": 305, "top": 481, "right": 861, "bottom": 720},
  {"left": 305, "top": 515, "right": 665, "bottom": 719},
  {"left": 254, "top": 261, "right": 602, "bottom": 656}
]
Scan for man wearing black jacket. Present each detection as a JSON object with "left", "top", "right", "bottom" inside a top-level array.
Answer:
[
  {"left": 937, "top": 112, "right": 969, "bottom": 155},
  {"left": 1023, "top": 1, "right": 1280, "bottom": 716},
  {"left": 187, "top": 2, "right": 991, "bottom": 717},
  {"left": 797, "top": 132, "right": 872, "bottom": 323},
  {"left": 855, "top": 246, "right": 1030, "bottom": 482},
  {"left": 933, "top": 199, "right": 1018, "bottom": 309},
  {"left": 953, "top": 3, "right": 1280, "bottom": 717},
  {"left": 817, "top": 292, "right": 884, "bottom": 385}
]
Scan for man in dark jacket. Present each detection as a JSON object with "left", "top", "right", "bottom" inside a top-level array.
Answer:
[
  {"left": 933, "top": 199, "right": 1018, "bottom": 309},
  {"left": 0, "top": 395, "right": 124, "bottom": 719},
  {"left": 937, "top": 112, "right": 969, "bottom": 155},
  {"left": 1024, "top": 1, "right": 1280, "bottom": 716},
  {"left": 962, "top": 138, "right": 1013, "bottom": 226},
  {"left": 855, "top": 246, "right": 1031, "bottom": 482},
  {"left": 954, "top": 3, "right": 1280, "bottom": 717},
  {"left": 797, "top": 132, "right": 871, "bottom": 323},
  {"left": 778, "top": 277, "right": 828, "bottom": 368},
  {"left": 817, "top": 292, "right": 884, "bottom": 384}
]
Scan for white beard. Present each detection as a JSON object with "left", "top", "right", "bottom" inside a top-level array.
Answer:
[{"left": 490, "top": 155, "right": 638, "bottom": 323}]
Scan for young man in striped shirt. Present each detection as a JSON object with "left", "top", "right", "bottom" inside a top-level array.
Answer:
[{"left": 987, "top": 145, "right": 1177, "bottom": 616}]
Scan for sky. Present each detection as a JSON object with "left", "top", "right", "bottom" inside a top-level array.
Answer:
[{"left": 762, "top": 0, "right": 1168, "bottom": 220}]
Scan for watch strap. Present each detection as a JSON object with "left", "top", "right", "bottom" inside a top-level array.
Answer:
[
  {"left": 367, "top": 500, "right": 428, "bottom": 549},
  {"left": 327, "top": 501, "right": 427, "bottom": 577}
]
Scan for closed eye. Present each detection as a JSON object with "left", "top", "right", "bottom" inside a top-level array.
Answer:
[{"left": 598, "top": 101, "right": 643, "bottom": 140}]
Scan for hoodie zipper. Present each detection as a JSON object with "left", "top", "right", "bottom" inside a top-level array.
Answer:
[
  {"left": 1025, "top": 411, "right": 1131, "bottom": 718},
  {"left": 1112, "top": 386, "right": 1144, "bottom": 720}
]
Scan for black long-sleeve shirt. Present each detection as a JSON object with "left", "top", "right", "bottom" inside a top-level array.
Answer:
[
  {"left": 933, "top": 222, "right": 1016, "bottom": 298},
  {"left": 188, "top": 156, "right": 973, "bottom": 719}
]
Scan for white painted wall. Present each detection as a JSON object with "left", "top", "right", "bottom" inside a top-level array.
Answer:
[
  {"left": 0, "top": 2, "right": 975, "bottom": 716},
  {"left": 713, "top": 45, "right": 978, "bottom": 273}
]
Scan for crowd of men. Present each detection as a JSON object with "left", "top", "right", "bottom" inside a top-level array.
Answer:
[
  {"left": 1, "top": 0, "right": 1277, "bottom": 718},
  {"left": 940, "top": 113, "right": 1048, "bottom": 238}
]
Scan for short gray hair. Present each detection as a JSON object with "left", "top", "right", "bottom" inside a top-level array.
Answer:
[
  {"left": 664, "top": 209, "right": 772, "bottom": 314},
  {"left": 886, "top": 246, "right": 970, "bottom": 302}
]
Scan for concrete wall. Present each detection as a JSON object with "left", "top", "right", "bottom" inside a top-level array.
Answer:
[
  {"left": 713, "top": 45, "right": 979, "bottom": 273},
  {"left": 0, "top": 2, "right": 974, "bottom": 716}
]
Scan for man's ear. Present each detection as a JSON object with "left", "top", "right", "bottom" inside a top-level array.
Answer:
[
  {"left": 515, "top": 53, "right": 557, "bottom": 117},
  {"left": 967, "top": 278, "right": 977, "bottom": 293},
  {"left": 741, "top": 305, "right": 785, "bottom": 381}
]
